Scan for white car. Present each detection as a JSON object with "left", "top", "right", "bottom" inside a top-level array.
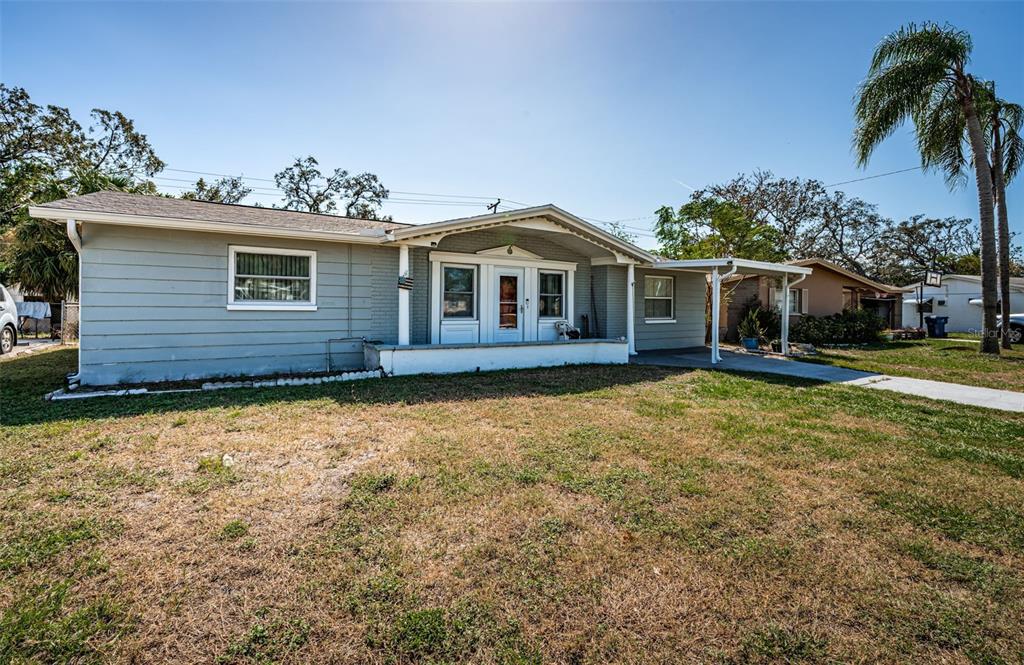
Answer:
[{"left": 0, "top": 284, "right": 17, "bottom": 354}]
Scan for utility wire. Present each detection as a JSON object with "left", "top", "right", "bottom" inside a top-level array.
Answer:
[
  {"left": 824, "top": 166, "right": 922, "bottom": 188},
  {"left": 163, "top": 167, "right": 507, "bottom": 202},
  {"left": 160, "top": 165, "right": 658, "bottom": 233}
]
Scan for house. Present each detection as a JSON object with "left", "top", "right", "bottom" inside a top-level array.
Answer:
[
  {"left": 723, "top": 258, "right": 907, "bottom": 339},
  {"left": 29, "top": 192, "right": 809, "bottom": 385},
  {"left": 902, "top": 274, "right": 1024, "bottom": 333}
]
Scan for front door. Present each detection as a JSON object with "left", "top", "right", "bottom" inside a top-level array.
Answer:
[{"left": 494, "top": 268, "right": 525, "bottom": 343}]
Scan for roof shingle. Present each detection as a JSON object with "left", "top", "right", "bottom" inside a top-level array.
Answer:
[{"left": 33, "top": 191, "right": 409, "bottom": 235}]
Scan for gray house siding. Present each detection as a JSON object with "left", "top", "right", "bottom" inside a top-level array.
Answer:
[
  {"left": 634, "top": 268, "right": 706, "bottom": 351},
  {"left": 407, "top": 230, "right": 597, "bottom": 342},
  {"left": 591, "top": 265, "right": 627, "bottom": 340},
  {"left": 410, "top": 247, "right": 431, "bottom": 345},
  {"left": 78, "top": 223, "right": 398, "bottom": 385}
]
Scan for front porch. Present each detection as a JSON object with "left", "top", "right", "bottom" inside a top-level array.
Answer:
[
  {"left": 366, "top": 338, "right": 628, "bottom": 376},
  {"left": 390, "top": 206, "right": 655, "bottom": 354}
]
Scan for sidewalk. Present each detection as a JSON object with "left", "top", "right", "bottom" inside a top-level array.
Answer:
[
  {"left": 633, "top": 348, "right": 1024, "bottom": 413},
  {"left": 846, "top": 375, "right": 1024, "bottom": 412}
]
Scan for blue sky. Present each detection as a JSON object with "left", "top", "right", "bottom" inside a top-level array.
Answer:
[{"left": 3, "top": 1, "right": 1022, "bottom": 248}]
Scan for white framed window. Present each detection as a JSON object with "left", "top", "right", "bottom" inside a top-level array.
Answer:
[
  {"left": 789, "top": 288, "right": 804, "bottom": 314},
  {"left": 644, "top": 275, "right": 674, "bottom": 322},
  {"left": 772, "top": 287, "right": 807, "bottom": 315},
  {"left": 538, "top": 270, "right": 565, "bottom": 319},
  {"left": 228, "top": 245, "right": 317, "bottom": 311},
  {"left": 442, "top": 264, "right": 477, "bottom": 319}
]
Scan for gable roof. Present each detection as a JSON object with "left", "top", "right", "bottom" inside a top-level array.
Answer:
[
  {"left": 29, "top": 193, "right": 656, "bottom": 262},
  {"left": 388, "top": 204, "right": 657, "bottom": 263},
  {"left": 30, "top": 191, "right": 408, "bottom": 237},
  {"left": 788, "top": 258, "right": 910, "bottom": 293}
]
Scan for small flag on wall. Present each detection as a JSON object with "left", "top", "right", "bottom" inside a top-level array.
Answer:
[{"left": 398, "top": 275, "right": 414, "bottom": 290}]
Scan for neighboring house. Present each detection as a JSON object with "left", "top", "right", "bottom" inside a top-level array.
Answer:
[
  {"left": 29, "top": 192, "right": 808, "bottom": 385},
  {"left": 902, "top": 274, "right": 1024, "bottom": 333},
  {"left": 724, "top": 258, "right": 907, "bottom": 340}
]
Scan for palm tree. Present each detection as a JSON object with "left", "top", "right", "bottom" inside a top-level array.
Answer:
[
  {"left": 982, "top": 84, "right": 1023, "bottom": 348},
  {"left": 854, "top": 22, "right": 1000, "bottom": 354}
]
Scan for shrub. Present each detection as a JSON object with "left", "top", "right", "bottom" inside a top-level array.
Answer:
[
  {"left": 791, "top": 309, "right": 885, "bottom": 346},
  {"left": 737, "top": 298, "right": 781, "bottom": 340},
  {"left": 738, "top": 309, "right": 767, "bottom": 342}
]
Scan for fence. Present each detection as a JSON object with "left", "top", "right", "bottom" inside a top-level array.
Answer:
[{"left": 60, "top": 301, "right": 80, "bottom": 343}]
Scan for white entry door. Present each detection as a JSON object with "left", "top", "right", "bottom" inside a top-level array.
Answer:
[{"left": 494, "top": 268, "right": 525, "bottom": 343}]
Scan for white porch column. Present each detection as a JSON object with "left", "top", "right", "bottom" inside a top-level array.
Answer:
[
  {"left": 780, "top": 273, "right": 790, "bottom": 356},
  {"left": 398, "top": 245, "right": 410, "bottom": 346},
  {"left": 626, "top": 263, "right": 636, "bottom": 355},
  {"left": 711, "top": 267, "right": 720, "bottom": 364}
]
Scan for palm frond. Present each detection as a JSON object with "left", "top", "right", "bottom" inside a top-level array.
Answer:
[
  {"left": 854, "top": 59, "right": 949, "bottom": 165},
  {"left": 1003, "top": 122, "right": 1024, "bottom": 184},
  {"left": 869, "top": 22, "right": 971, "bottom": 76},
  {"left": 915, "top": 83, "right": 968, "bottom": 188}
]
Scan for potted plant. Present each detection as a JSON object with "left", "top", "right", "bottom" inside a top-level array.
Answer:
[{"left": 738, "top": 308, "right": 766, "bottom": 351}]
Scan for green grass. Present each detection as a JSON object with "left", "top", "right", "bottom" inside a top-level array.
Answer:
[
  {"left": 219, "top": 520, "right": 250, "bottom": 540},
  {"left": 1, "top": 346, "right": 1023, "bottom": 662},
  {"left": 0, "top": 582, "right": 125, "bottom": 664},
  {"left": 801, "top": 337, "right": 1024, "bottom": 390}
]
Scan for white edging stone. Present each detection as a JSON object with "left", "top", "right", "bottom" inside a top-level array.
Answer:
[{"left": 46, "top": 368, "right": 384, "bottom": 401}]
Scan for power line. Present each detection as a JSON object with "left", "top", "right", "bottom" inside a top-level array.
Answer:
[
  {"left": 164, "top": 167, "right": 277, "bottom": 183},
  {"left": 824, "top": 166, "right": 922, "bottom": 188},
  {"left": 155, "top": 183, "right": 494, "bottom": 208},
  {"left": 159, "top": 165, "right": 658, "bottom": 232},
  {"left": 163, "top": 167, "right": 508, "bottom": 202}
]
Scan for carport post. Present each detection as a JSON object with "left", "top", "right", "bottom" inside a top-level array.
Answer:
[
  {"left": 781, "top": 273, "right": 789, "bottom": 356},
  {"left": 711, "top": 267, "right": 720, "bottom": 364}
]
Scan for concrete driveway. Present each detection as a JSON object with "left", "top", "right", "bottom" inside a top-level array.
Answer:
[
  {"left": 633, "top": 348, "right": 1024, "bottom": 413},
  {"left": 633, "top": 348, "right": 876, "bottom": 383}
]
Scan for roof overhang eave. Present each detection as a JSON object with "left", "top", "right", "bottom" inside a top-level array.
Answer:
[{"left": 27, "top": 206, "right": 389, "bottom": 244}]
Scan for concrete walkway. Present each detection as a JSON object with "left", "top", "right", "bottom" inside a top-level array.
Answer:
[
  {"left": 633, "top": 349, "right": 1024, "bottom": 413},
  {"left": 5, "top": 338, "right": 61, "bottom": 358}
]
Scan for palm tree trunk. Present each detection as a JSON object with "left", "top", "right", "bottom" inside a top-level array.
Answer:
[
  {"left": 992, "top": 127, "right": 1013, "bottom": 349},
  {"left": 962, "top": 95, "right": 1000, "bottom": 354}
]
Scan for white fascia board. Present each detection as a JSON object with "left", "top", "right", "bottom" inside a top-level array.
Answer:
[{"left": 27, "top": 207, "right": 387, "bottom": 245}]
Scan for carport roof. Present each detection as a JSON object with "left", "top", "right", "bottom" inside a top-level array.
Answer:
[{"left": 652, "top": 257, "right": 813, "bottom": 276}]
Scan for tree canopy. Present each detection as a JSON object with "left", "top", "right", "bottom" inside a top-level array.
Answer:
[
  {"left": 685, "top": 168, "right": 1021, "bottom": 287},
  {"left": 179, "top": 176, "right": 252, "bottom": 204},
  {"left": 0, "top": 86, "right": 394, "bottom": 299},
  {"left": 0, "top": 85, "right": 164, "bottom": 299},
  {"left": 654, "top": 195, "right": 785, "bottom": 262},
  {"left": 274, "top": 156, "right": 391, "bottom": 220}
]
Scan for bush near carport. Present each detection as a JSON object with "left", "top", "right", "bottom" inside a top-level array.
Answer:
[{"left": 791, "top": 309, "right": 886, "bottom": 346}]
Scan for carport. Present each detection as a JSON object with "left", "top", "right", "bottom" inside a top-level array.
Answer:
[{"left": 652, "top": 258, "right": 813, "bottom": 364}]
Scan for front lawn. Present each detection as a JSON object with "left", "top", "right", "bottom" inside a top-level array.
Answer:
[
  {"left": 2, "top": 348, "right": 1023, "bottom": 663},
  {"left": 801, "top": 337, "right": 1024, "bottom": 390}
]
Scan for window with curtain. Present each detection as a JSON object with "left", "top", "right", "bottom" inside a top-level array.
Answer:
[
  {"left": 644, "top": 275, "right": 674, "bottom": 320},
  {"left": 232, "top": 249, "right": 313, "bottom": 303},
  {"left": 538, "top": 271, "right": 564, "bottom": 318},
  {"left": 443, "top": 265, "right": 476, "bottom": 318}
]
